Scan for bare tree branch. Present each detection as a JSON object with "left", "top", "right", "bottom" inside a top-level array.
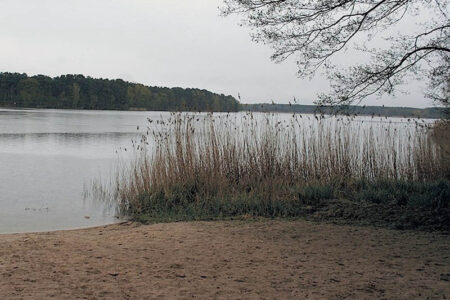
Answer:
[{"left": 222, "top": 0, "right": 450, "bottom": 107}]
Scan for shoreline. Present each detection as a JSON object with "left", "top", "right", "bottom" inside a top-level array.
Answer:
[
  {"left": 0, "top": 220, "right": 128, "bottom": 236},
  {"left": 1, "top": 220, "right": 448, "bottom": 299}
]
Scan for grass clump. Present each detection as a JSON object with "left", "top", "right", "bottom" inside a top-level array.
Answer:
[
  {"left": 92, "top": 112, "right": 448, "bottom": 230},
  {"left": 343, "top": 179, "right": 449, "bottom": 208},
  {"left": 130, "top": 182, "right": 337, "bottom": 223}
]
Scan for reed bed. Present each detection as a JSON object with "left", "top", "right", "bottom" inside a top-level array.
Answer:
[{"left": 93, "top": 112, "right": 448, "bottom": 224}]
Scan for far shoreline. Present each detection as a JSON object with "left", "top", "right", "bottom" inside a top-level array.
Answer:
[{"left": 0, "top": 105, "right": 443, "bottom": 119}]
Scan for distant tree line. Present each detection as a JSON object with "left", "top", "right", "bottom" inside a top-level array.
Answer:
[
  {"left": 1, "top": 72, "right": 443, "bottom": 118},
  {"left": 0, "top": 73, "right": 241, "bottom": 112},
  {"left": 244, "top": 104, "right": 445, "bottom": 119}
]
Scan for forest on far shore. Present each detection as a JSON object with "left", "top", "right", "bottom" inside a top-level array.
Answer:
[
  {"left": 0, "top": 72, "right": 241, "bottom": 112},
  {"left": 0, "top": 72, "right": 445, "bottom": 118}
]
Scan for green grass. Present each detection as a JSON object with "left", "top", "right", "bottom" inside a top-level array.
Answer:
[
  {"left": 344, "top": 179, "right": 450, "bottom": 208},
  {"left": 127, "top": 179, "right": 450, "bottom": 228}
]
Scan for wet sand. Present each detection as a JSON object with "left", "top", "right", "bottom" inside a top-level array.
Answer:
[{"left": 0, "top": 220, "right": 449, "bottom": 299}]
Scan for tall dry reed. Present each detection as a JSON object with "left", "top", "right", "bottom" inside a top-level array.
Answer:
[{"left": 95, "top": 112, "right": 445, "bottom": 217}]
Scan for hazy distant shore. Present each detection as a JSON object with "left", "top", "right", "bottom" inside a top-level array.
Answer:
[
  {"left": 1, "top": 104, "right": 445, "bottom": 119},
  {"left": 243, "top": 103, "right": 446, "bottom": 119}
]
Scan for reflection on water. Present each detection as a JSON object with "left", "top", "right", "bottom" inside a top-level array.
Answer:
[{"left": 0, "top": 108, "right": 167, "bottom": 233}]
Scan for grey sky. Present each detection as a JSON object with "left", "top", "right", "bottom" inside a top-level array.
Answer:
[{"left": 0, "top": 0, "right": 433, "bottom": 108}]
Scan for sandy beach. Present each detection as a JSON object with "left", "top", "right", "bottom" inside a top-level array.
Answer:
[{"left": 0, "top": 220, "right": 449, "bottom": 299}]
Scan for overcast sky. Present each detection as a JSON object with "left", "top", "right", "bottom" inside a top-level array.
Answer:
[{"left": 0, "top": 0, "right": 434, "bottom": 108}]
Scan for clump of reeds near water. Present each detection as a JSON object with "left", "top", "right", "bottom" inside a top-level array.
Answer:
[{"left": 93, "top": 112, "right": 448, "bottom": 222}]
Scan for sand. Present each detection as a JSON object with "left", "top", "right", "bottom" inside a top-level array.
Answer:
[{"left": 0, "top": 220, "right": 449, "bottom": 299}]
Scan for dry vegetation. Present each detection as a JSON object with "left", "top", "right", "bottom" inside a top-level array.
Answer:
[
  {"left": 92, "top": 113, "right": 449, "bottom": 230},
  {"left": 430, "top": 120, "right": 450, "bottom": 175}
]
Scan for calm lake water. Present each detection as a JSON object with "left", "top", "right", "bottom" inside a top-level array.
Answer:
[{"left": 0, "top": 108, "right": 167, "bottom": 233}]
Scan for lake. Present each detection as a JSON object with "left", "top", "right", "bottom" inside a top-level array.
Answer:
[
  {"left": 0, "top": 108, "right": 170, "bottom": 233},
  {"left": 0, "top": 108, "right": 434, "bottom": 234}
]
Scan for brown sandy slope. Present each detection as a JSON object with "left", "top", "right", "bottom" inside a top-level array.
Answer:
[{"left": 0, "top": 220, "right": 449, "bottom": 299}]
